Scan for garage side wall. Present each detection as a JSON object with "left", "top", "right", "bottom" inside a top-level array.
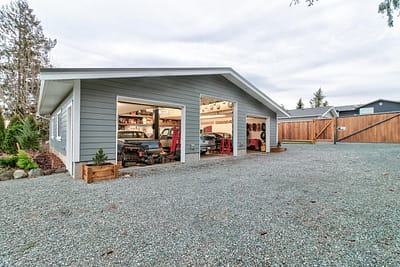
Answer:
[
  {"left": 80, "top": 75, "right": 277, "bottom": 161},
  {"left": 49, "top": 91, "right": 73, "bottom": 164}
]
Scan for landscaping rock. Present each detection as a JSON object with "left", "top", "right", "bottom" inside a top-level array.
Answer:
[
  {"left": 54, "top": 167, "right": 66, "bottom": 174},
  {"left": 43, "top": 169, "right": 55, "bottom": 176},
  {"left": 0, "top": 169, "right": 14, "bottom": 181},
  {"left": 13, "top": 170, "right": 27, "bottom": 179},
  {"left": 28, "top": 168, "right": 44, "bottom": 178}
]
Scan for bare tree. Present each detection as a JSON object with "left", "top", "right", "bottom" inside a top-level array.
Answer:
[{"left": 0, "top": 0, "right": 56, "bottom": 118}]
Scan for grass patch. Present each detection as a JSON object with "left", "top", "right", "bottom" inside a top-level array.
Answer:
[{"left": 20, "top": 241, "right": 36, "bottom": 251}]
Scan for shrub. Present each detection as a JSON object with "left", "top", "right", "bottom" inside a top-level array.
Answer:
[
  {"left": 0, "top": 110, "right": 5, "bottom": 152},
  {"left": 0, "top": 155, "right": 18, "bottom": 168},
  {"left": 16, "top": 115, "right": 40, "bottom": 151},
  {"left": 3, "top": 115, "right": 22, "bottom": 154},
  {"left": 16, "top": 150, "right": 38, "bottom": 170},
  {"left": 92, "top": 148, "right": 108, "bottom": 166}
]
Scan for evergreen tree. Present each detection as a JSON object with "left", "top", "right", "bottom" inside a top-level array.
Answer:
[
  {"left": 0, "top": 0, "right": 56, "bottom": 118},
  {"left": 16, "top": 114, "right": 39, "bottom": 151},
  {"left": 3, "top": 115, "right": 22, "bottom": 154},
  {"left": 0, "top": 109, "right": 5, "bottom": 151},
  {"left": 310, "top": 88, "right": 326, "bottom": 108},
  {"left": 296, "top": 98, "right": 305, "bottom": 109}
]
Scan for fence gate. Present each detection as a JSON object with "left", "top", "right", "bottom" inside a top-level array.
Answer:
[
  {"left": 337, "top": 112, "right": 400, "bottom": 143},
  {"left": 278, "top": 118, "right": 334, "bottom": 143}
]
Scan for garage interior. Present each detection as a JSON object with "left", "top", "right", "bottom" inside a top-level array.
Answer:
[
  {"left": 117, "top": 101, "right": 181, "bottom": 167},
  {"left": 246, "top": 116, "right": 266, "bottom": 153},
  {"left": 200, "top": 96, "right": 233, "bottom": 158}
]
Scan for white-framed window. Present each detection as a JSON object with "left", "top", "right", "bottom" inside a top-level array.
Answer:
[
  {"left": 359, "top": 107, "right": 374, "bottom": 115},
  {"left": 51, "top": 116, "right": 55, "bottom": 139},
  {"left": 56, "top": 110, "right": 62, "bottom": 141}
]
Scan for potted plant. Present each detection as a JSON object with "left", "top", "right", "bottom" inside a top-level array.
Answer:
[
  {"left": 270, "top": 141, "right": 287, "bottom": 152},
  {"left": 81, "top": 148, "right": 119, "bottom": 183}
]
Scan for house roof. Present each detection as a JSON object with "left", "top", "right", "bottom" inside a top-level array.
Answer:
[
  {"left": 358, "top": 99, "right": 400, "bottom": 108},
  {"left": 335, "top": 104, "right": 362, "bottom": 112},
  {"left": 278, "top": 106, "right": 338, "bottom": 119},
  {"left": 38, "top": 67, "right": 290, "bottom": 117}
]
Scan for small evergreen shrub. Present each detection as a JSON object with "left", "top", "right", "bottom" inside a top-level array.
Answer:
[
  {"left": 0, "top": 155, "right": 18, "bottom": 168},
  {"left": 16, "top": 115, "right": 40, "bottom": 151},
  {"left": 92, "top": 148, "right": 108, "bottom": 166},
  {"left": 3, "top": 115, "right": 22, "bottom": 154},
  {"left": 0, "top": 110, "right": 5, "bottom": 152},
  {"left": 16, "top": 150, "right": 38, "bottom": 170}
]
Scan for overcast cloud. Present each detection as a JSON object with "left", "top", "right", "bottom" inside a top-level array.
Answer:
[{"left": 1, "top": 0, "right": 399, "bottom": 109}]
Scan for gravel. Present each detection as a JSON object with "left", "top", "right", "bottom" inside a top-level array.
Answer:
[{"left": 1, "top": 143, "right": 400, "bottom": 266}]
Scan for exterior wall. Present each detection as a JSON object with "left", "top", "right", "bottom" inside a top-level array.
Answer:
[
  {"left": 49, "top": 91, "right": 73, "bottom": 164},
  {"left": 360, "top": 101, "right": 400, "bottom": 114},
  {"left": 79, "top": 75, "right": 277, "bottom": 161}
]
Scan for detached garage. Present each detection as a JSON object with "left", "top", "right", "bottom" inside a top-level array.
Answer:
[{"left": 38, "top": 68, "right": 289, "bottom": 177}]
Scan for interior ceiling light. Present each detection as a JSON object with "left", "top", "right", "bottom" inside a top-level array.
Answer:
[{"left": 200, "top": 114, "right": 226, "bottom": 119}]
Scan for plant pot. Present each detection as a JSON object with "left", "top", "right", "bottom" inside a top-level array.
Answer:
[
  {"left": 270, "top": 147, "right": 287, "bottom": 153},
  {"left": 81, "top": 163, "right": 119, "bottom": 183}
]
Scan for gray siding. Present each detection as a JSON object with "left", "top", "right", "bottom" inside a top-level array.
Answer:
[
  {"left": 50, "top": 91, "right": 73, "bottom": 156},
  {"left": 80, "top": 75, "right": 277, "bottom": 161},
  {"left": 362, "top": 100, "right": 400, "bottom": 114}
]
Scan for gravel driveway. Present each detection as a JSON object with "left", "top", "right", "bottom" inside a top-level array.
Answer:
[{"left": 1, "top": 143, "right": 399, "bottom": 266}]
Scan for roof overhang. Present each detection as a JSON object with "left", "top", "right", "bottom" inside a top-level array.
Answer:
[
  {"left": 38, "top": 79, "right": 74, "bottom": 114},
  {"left": 39, "top": 67, "right": 290, "bottom": 117},
  {"left": 321, "top": 107, "right": 338, "bottom": 118}
]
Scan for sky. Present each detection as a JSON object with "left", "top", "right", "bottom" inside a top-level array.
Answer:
[{"left": 1, "top": 0, "right": 399, "bottom": 109}]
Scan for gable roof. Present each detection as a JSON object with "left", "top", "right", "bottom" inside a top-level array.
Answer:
[
  {"left": 358, "top": 99, "right": 400, "bottom": 108},
  {"left": 279, "top": 106, "right": 338, "bottom": 119},
  {"left": 38, "top": 67, "right": 290, "bottom": 117}
]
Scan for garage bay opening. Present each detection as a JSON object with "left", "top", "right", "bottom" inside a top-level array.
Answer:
[
  {"left": 246, "top": 116, "right": 267, "bottom": 153},
  {"left": 117, "top": 100, "right": 181, "bottom": 167},
  {"left": 200, "top": 96, "right": 233, "bottom": 158}
]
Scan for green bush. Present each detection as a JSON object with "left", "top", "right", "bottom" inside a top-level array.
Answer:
[
  {"left": 92, "top": 148, "right": 108, "bottom": 166},
  {"left": 0, "top": 110, "right": 5, "bottom": 152},
  {"left": 0, "top": 155, "right": 18, "bottom": 168},
  {"left": 16, "top": 115, "right": 40, "bottom": 151},
  {"left": 3, "top": 115, "right": 22, "bottom": 154},
  {"left": 16, "top": 150, "right": 38, "bottom": 170}
]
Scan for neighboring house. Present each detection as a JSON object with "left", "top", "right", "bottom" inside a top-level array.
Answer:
[
  {"left": 38, "top": 68, "right": 289, "bottom": 177},
  {"left": 336, "top": 99, "right": 400, "bottom": 117},
  {"left": 278, "top": 106, "right": 338, "bottom": 122}
]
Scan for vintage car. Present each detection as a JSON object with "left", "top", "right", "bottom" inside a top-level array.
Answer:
[{"left": 117, "top": 130, "right": 162, "bottom": 167}]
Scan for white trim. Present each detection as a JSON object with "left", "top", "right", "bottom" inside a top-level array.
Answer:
[
  {"left": 72, "top": 80, "right": 81, "bottom": 163},
  {"left": 66, "top": 102, "right": 73, "bottom": 175},
  {"left": 116, "top": 95, "right": 185, "bottom": 163},
  {"left": 50, "top": 116, "right": 55, "bottom": 140},
  {"left": 56, "top": 110, "right": 62, "bottom": 141},
  {"left": 266, "top": 117, "right": 271, "bottom": 152},
  {"left": 321, "top": 107, "right": 338, "bottom": 118},
  {"left": 181, "top": 106, "right": 186, "bottom": 163},
  {"left": 233, "top": 101, "right": 238, "bottom": 157}
]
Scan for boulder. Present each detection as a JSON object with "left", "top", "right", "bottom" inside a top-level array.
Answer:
[
  {"left": 28, "top": 168, "right": 44, "bottom": 178},
  {"left": 0, "top": 169, "right": 14, "bottom": 181},
  {"left": 13, "top": 170, "right": 28, "bottom": 179}
]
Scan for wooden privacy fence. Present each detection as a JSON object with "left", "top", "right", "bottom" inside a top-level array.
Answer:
[
  {"left": 278, "top": 118, "right": 334, "bottom": 143},
  {"left": 278, "top": 112, "right": 400, "bottom": 143}
]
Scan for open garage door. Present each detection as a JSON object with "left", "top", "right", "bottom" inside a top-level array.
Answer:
[
  {"left": 117, "top": 98, "right": 182, "bottom": 168},
  {"left": 247, "top": 116, "right": 268, "bottom": 153},
  {"left": 200, "top": 96, "right": 234, "bottom": 159}
]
